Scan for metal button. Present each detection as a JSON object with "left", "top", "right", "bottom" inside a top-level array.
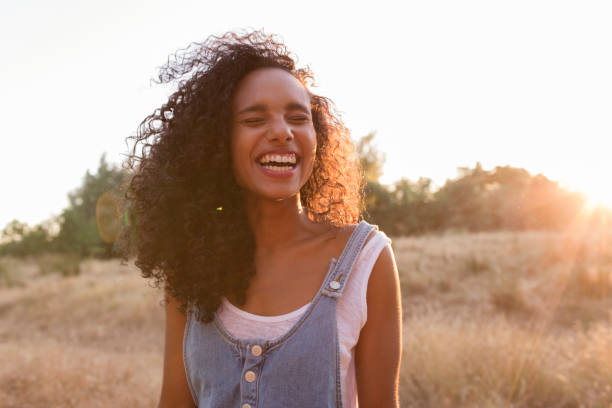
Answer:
[
  {"left": 242, "top": 404, "right": 251, "bottom": 408},
  {"left": 251, "top": 344, "right": 262, "bottom": 356},
  {"left": 329, "top": 280, "right": 341, "bottom": 290},
  {"left": 244, "top": 370, "right": 256, "bottom": 382}
]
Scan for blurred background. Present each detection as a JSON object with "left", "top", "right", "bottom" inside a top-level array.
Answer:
[{"left": 1, "top": 1, "right": 611, "bottom": 407}]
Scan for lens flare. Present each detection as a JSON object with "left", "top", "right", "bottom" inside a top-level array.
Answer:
[{"left": 96, "top": 192, "right": 122, "bottom": 243}]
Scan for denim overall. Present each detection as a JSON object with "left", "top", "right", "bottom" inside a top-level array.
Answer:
[{"left": 183, "top": 220, "right": 376, "bottom": 408}]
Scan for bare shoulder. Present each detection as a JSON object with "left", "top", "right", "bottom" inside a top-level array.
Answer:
[
  {"left": 356, "top": 242, "right": 401, "bottom": 407},
  {"left": 368, "top": 244, "right": 399, "bottom": 302},
  {"left": 158, "top": 290, "right": 197, "bottom": 408}
]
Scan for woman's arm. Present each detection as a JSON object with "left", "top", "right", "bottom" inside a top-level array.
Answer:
[
  {"left": 355, "top": 244, "right": 402, "bottom": 408},
  {"left": 158, "top": 290, "right": 197, "bottom": 408}
]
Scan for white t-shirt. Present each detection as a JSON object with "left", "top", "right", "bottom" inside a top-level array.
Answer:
[{"left": 216, "top": 230, "right": 392, "bottom": 408}]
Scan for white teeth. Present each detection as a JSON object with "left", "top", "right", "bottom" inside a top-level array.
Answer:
[
  {"left": 262, "top": 164, "right": 293, "bottom": 171},
  {"left": 259, "top": 153, "right": 297, "bottom": 164}
]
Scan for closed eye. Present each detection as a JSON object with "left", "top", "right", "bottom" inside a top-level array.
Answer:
[
  {"left": 242, "top": 117, "right": 265, "bottom": 125},
  {"left": 288, "top": 115, "right": 311, "bottom": 123}
]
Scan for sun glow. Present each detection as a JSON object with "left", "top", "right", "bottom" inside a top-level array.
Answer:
[{"left": 577, "top": 184, "right": 612, "bottom": 212}]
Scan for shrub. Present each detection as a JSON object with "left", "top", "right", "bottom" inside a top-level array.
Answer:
[
  {"left": 35, "top": 253, "right": 81, "bottom": 277},
  {"left": 464, "top": 253, "right": 490, "bottom": 275},
  {"left": 0, "top": 257, "right": 26, "bottom": 288},
  {"left": 490, "top": 279, "right": 532, "bottom": 315},
  {"left": 568, "top": 265, "right": 612, "bottom": 299}
]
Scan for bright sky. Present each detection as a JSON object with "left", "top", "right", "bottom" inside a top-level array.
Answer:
[{"left": 1, "top": 0, "right": 611, "bottom": 229}]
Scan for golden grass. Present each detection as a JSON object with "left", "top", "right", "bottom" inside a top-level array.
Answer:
[
  {"left": 399, "top": 313, "right": 612, "bottom": 407},
  {"left": 1, "top": 226, "right": 612, "bottom": 407},
  {"left": 0, "top": 259, "right": 164, "bottom": 407},
  {"left": 0, "top": 341, "right": 161, "bottom": 408},
  {"left": 394, "top": 226, "right": 612, "bottom": 407}
]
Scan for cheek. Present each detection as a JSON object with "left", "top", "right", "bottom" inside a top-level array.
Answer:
[
  {"left": 308, "top": 130, "right": 318, "bottom": 160},
  {"left": 229, "top": 136, "right": 249, "bottom": 186},
  {"left": 302, "top": 131, "right": 318, "bottom": 177}
]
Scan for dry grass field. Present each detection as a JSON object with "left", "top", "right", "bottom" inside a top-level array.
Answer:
[{"left": 1, "top": 226, "right": 612, "bottom": 407}]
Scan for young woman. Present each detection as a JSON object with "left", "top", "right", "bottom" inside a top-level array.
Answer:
[{"left": 125, "top": 31, "right": 402, "bottom": 408}]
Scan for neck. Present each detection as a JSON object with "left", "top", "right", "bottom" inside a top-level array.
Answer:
[{"left": 244, "top": 192, "right": 313, "bottom": 251}]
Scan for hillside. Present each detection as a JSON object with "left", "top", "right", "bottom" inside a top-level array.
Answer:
[{"left": 1, "top": 228, "right": 611, "bottom": 407}]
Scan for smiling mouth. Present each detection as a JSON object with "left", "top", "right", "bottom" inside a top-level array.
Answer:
[
  {"left": 256, "top": 155, "right": 299, "bottom": 178},
  {"left": 259, "top": 162, "right": 296, "bottom": 171},
  {"left": 256, "top": 153, "right": 299, "bottom": 171}
]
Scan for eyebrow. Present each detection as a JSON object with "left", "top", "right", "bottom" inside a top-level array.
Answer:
[
  {"left": 237, "top": 102, "right": 311, "bottom": 115},
  {"left": 285, "top": 102, "right": 310, "bottom": 114}
]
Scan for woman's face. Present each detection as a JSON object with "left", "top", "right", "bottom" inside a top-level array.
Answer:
[{"left": 230, "top": 68, "right": 317, "bottom": 201}]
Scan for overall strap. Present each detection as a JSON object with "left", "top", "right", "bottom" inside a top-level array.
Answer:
[{"left": 322, "top": 220, "right": 377, "bottom": 299}]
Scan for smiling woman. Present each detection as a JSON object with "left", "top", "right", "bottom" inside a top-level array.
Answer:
[
  {"left": 230, "top": 68, "right": 317, "bottom": 200},
  {"left": 122, "top": 30, "right": 401, "bottom": 408},
  {"left": 123, "top": 30, "right": 363, "bottom": 322}
]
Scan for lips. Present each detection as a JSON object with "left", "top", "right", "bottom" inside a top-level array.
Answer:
[
  {"left": 258, "top": 164, "right": 297, "bottom": 178},
  {"left": 255, "top": 151, "right": 299, "bottom": 179}
]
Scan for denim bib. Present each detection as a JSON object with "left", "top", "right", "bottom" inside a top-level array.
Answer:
[{"left": 183, "top": 220, "right": 376, "bottom": 408}]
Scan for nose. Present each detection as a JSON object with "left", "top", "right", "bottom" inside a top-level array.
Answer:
[{"left": 267, "top": 117, "right": 293, "bottom": 143}]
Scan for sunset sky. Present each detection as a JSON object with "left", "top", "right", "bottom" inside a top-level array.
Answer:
[{"left": 1, "top": 0, "right": 611, "bottom": 229}]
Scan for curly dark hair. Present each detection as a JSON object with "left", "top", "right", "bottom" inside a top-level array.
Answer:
[{"left": 123, "top": 30, "right": 364, "bottom": 323}]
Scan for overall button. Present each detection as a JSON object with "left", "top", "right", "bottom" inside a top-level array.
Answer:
[
  {"left": 242, "top": 404, "right": 251, "bottom": 408},
  {"left": 329, "top": 280, "right": 341, "bottom": 290},
  {"left": 244, "top": 370, "right": 256, "bottom": 382},
  {"left": 251, "top": 344, "right": 262, "bottom": 356}
]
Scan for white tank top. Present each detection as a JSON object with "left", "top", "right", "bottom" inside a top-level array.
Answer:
[{"left": 216, "top": 230, "right": 392, "bottom": 408}]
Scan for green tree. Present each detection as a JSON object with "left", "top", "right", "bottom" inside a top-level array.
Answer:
[
  {"left": 356, "top": 132, "right": 386, "bottom": 184},
  {"left": 391, "top": 177, "right": 435, "bottom": 234},
  {"left": 54, "top": 154, "right": 128, "bottom": 257},
  {"left": 0, "top": 219, "right": 55, "bottom": 256},
  {"left": 1, "top": 220, "right": 28, "bottom": 243},
  {"left": 356, "top": 133, "right": 391, "bottom": 226},
  {"left": 433, "top": 164, "right": 587, "bottom": 232},
  {"left": 356, "top": 133, "right": 436, "bottom": 235}
]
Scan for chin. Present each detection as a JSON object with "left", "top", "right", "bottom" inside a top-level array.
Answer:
[
  {"left": 253, "top": 186, "right": 301, "bottom": 202},
  {"left": 263, "top": 191, "right": 300, "bottom": 202}
]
